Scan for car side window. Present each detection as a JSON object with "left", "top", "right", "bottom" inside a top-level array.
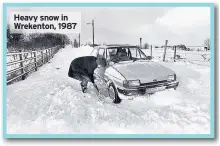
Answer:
[
  {"left": 139, "top": 49, "right": 150, "bottom": 59},
  {"left": 91, "top": 48, "right": 98, "bottom": 56},
  {"left": 97, "top": 48, "right": 105, "bottom": 58},
  {"left": 130, "top": 48, "right": 141, "bottom": 59},
  {"left": 106, "top": 48, "right": 117, "bottom": 61}
]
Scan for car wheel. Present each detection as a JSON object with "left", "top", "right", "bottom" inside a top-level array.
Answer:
[{"left": 108, "top": 83, "right": 122, "bottom": 104}]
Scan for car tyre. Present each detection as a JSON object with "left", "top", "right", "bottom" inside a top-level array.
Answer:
[{"left": 108, "top": 83, "right": 122, "bottom": 104}]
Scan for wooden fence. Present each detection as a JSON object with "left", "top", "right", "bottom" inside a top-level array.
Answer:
[{"left": 7, "top": 46, "right": 61, "bottom": 85}]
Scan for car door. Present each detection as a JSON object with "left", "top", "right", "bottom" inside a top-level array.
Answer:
[
  {"left": 106, "top": 47, "right": 118, "bottom": 65},
  {"left": 91, "top": 47, "right": 107, "bottom": 61},
  {"left": 93, "top": 48, "right": 109, "bottom": 96}
]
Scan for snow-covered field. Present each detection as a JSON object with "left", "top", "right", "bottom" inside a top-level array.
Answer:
[
  {"left": 143, "top": 47, "right": 210, "bottom": 67},
  {"left": 7, "top": 45, "right": 210, "bottom": 134}
]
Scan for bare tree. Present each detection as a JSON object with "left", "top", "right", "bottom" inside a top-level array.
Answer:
[
  {"left": 204, "top": 38, "right": 210, "bottom": 51},
  {"left": 143, "top": 43, "right": 149, "bottom": 49},
  {"left": 73, "top": 39, "right": 78, "bottom": 48}
]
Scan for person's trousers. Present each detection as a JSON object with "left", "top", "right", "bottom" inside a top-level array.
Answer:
[
  {"left": 80, "top": 75, "right": 91, "bottom": 88},
  {"left": 70, "top": 72, "right": 99, "bottom": 92}
]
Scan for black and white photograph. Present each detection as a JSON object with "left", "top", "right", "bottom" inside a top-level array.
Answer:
[{"left": 5, "top": 5, "right": 213, "bottom": 136}]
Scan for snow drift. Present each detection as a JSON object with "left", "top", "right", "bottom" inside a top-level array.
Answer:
[{"left": 7, "top": 45, "right": 210, "bottom": 134}]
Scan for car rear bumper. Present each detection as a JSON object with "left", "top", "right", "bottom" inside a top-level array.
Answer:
[{"left": 117, "top": 80, "right": 179, "bottom": 98}]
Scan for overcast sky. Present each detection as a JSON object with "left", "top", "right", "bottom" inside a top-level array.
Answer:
[{"left": 7, "top": 7, "right": 210, "bottom": 46}]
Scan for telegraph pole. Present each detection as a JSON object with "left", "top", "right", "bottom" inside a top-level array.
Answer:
[
  {"left": 78, "top": 33, "right": 80, "bottom": 47},
  {"left": 140, "top": 38, "right": 142, "bottom": 49},
  {"left": 92, "top": 20, "right": 94, "bottom": 47},
  {"left": 87, "top": 19, "right": 95, "bottom": 47}
]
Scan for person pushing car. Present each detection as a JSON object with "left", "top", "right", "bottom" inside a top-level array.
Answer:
[{"left": 68, "top": 56, "right": 99, "bottom": 93}]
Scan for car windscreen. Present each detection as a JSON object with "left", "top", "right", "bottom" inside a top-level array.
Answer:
[{"left": 106, "top": 47, "right": 150, "bottom": 63}]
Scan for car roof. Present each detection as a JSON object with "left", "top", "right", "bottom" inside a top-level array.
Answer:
[{"left": 95, "top": 45, "right": 139, "bottom": 49}]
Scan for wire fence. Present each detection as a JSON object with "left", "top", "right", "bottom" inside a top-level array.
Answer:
[{"left": 142, "top": 45, "right": 210, "bottom": 67}]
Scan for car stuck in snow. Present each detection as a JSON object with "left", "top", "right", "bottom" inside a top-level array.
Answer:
[{"left": 91, "top": 45, "right": 179, "bottom": 104}]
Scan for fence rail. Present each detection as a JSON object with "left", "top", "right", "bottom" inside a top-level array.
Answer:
[{"left": 7, "top": 45, "right": 61, "bottom": 85}]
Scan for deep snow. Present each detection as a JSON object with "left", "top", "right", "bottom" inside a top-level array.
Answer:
[{"left": 7, "top": 45, "right": 210, "bottom": 134}]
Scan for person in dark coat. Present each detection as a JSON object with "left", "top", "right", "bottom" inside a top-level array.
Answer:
[{"left": 68, "top": 56, "right": 99, "bottom": 93}]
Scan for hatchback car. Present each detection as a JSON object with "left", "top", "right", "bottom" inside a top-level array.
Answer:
[{"left": 91, "top": 45, "right": 179, "bottom": 104}]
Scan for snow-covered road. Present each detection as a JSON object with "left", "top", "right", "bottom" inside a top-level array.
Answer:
[{"left": 7, "top": 45, "right": 210, "bottom": 134}]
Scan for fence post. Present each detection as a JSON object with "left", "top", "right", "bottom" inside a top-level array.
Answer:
[
  {"left": 46, "top": 49, "right": 48, "bottom": 62},
  {"left": 174, "top": 46, "right": 177, "bottom": 62},
  {"left": 150, "top": 45, "right": 152, "bottom": 58},
  {"left": 19, "top": 50, "right": 25, "bottom": 80},
  {"left": 163, "top": 40, "right": 168, "bottom": 61},
  {"left": 51, "top": 48, "right": 53, "bottom": 58},
  {"left": 48, "top": 48, "right": 50, "bottom": 60},
  {"left": 50, "top": 48, "right": 52, "bottom": 59},
  {"left": 48, "top": 49, "right": 50, "bottom": 61},
  {"left": 33, "top": 51, "right": 38, "bottom": 71},
  {"left": 41, "top": 50, "right": 44, "bottom": 65}
]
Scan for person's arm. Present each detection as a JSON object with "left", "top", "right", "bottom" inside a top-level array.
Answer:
[{"left": 87, "top": 73, "right": 94, "bottom": 83}]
